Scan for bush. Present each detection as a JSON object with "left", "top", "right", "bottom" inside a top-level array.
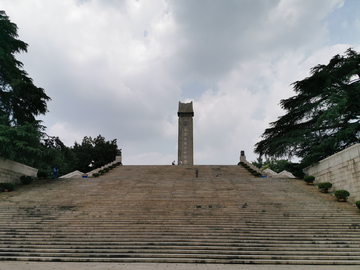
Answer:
[
  {"left": 334, "top": 190, "right": 350, "bottom": 200},
  {"left": 304, "top": 175, "right": 315, "bottom": 184},
  {"left": 355, "top": 201, "right": 360, "bottom": 210},
  {"left": 318, "top": 182, "right": 332, "bottom": 190},
  {"left": 104, "top": 167, "right": 110, "bottom": 172},
  {"left": 99, "top": 169, "right": 105, "bottom": 174},
  {"left": 37, "top": 170, "right": 48, "bottom": 179},
  {"left": 93, "top": 173, "right": 100, "bottom": 178},
  {"left": 20, "top": 176, "right": 33, "bottom": 185},
  {"left": 1, "top": 183, "right": 15, "bottom": 192}
]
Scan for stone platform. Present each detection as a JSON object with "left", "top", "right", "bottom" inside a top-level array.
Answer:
[{"left": 0, "top": 165, "right": 360, "bottom": 264}]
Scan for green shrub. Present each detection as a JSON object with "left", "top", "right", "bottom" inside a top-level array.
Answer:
[
  {"left": 37, "top": 171, "right": 48, "bottom": 178},
  {"left": 1, "top": 183, "right": 15, "bottom": 192},
  {"left": 318, "top": 182, "right": 332, "bottom": 190},
  {"left": 93, "top": 173, "right": 100, "bottom": 178},
  {"left": 304, "top": 175, "right": 315, "bottom": 183},
  {"left": 355, "top": 201, "right": 360, "bottom": 210},
  {"left": 20, "top": 176, "right": 33, "bottom": 185},
  {"left": 334, "top": 190, "right": 350, "bottom": 200},
  {"left": 99, "top": 169, "right": 105, "bottom": 174},
  {"left": 104, "top": 167, "right": 110, "bottom": 172}
]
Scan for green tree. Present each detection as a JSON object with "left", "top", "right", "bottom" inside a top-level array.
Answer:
[
  {"left": 72, "top": 135, "right": 118, "bottom": 173},
  {"left": 0, "top": 10, "right": 50, "bottom": 166},
  {"left": 254, "top": 48, "right": 360, "bottom": 167},
  {"left": 0, "top": 116, "right": 44, "bottom": 166},
  {"left": 39, "top": 135, "right": 76, "bottom": 177},
  {"left": 0, "top": 10, "right": 50, "bottom": 125}
]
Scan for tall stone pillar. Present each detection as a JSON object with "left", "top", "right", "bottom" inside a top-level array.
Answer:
[
  {"left": 240, "top": 150, "right": 246, "bottom": 162},
  {"left": 178, "top": 101, "right": 194, "bottom": 165},
  {"left": 116, "top": 149, "right": 122, "bottom": 164}
]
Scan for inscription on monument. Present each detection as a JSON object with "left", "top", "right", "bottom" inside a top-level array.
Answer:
[{"left": 178, "top": 101, "right": 194, "bottom": 165}]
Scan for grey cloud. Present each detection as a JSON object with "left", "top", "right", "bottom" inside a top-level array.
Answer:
[
  {"left": 167, "top": 0, "right": 341, "bottom": 84},
  {"left": 2, "top": 0, "right": 356, "bottom": 165}
]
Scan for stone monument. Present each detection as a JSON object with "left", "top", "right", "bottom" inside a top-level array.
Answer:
[
  {"left": 116, "top": 149, "right": 122, "bottom": 163},
  {"left": 178, "top": 101, "right": 194, "bottom": 165}
]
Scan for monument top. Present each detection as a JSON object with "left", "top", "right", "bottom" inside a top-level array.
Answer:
[{"left": 178, "top": 101, "right": 194, "bottom": 116}]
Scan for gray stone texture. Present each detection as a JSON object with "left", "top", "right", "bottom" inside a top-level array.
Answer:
[
  {"left": 304, "top": 143, "right": 360, "bottom": 203},
  {"left": 0, "top": 159, "right": 38, "bottom": 184},
  {"left": 1, "top": 165, "right": 360, "bottom": 264},
  {"left": 178, "top": 101, "right": 194, "bottom": 165}
]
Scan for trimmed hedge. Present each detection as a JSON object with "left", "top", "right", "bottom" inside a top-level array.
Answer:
[
  {"left": 1, "top": 183, "right": 15, "bottom": 192},
  {"left": 356, "top": 201, "right": 360, "bottom": 210},
  {"left": 318, "top": 182, "right": 332, "bottom": 190},
  {"left": 20, "top": 175, "right": 33, "bottom": 185},
  {"left": 304, "top": 175, "right": 315, "bottom": 184},
  {"left": 334, "top": 190, "right": 350, "bottom": 200},
  {"left": 37, "top": 171, "right": 48, "bottom": 179},
  {"left": 238, "top": 162, "right": 262, "bottom": 177}
]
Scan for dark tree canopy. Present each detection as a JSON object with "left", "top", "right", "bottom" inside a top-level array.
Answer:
[
  {"left": 72, "top": 135, "right": 118, "bottom": 173},
  {"left": 0, "top": 10, "right": 51, "bottom": 167},
  {"left": 0, "top": 11, "right": 119, "bottom": 175},
  {"left": 0, "top": 10, "right": 50, "bottom": 126},
  {"left": 254, "top": 48, "right": 360, "bottom": 167}
]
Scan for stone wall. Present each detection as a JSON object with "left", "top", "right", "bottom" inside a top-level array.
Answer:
[
  {"left": 303, "top": 143, "right": 360, "bottom": 203},
  {"left": 0, "top": 159, "right": 38, "bottom": 184}
]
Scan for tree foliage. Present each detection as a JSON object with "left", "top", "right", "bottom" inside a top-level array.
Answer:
[
  {"left": 0, "top": 10, "right": 50, "bottom": 125},
  {"left": 255, "top": 48, "right": 360, "bottom": 167},
  {"left": 72, "top": 135, "right": 118, "bottom": 173},
  {"left": 0, "top": 116, "right": 44, "bottom": 165},
  {"left": 0, "top": 11, "right": 118, "bottom": 175},
  {"left": 252, "top": 157, "right": 305, "bottom": 179},
  {"left": 38, "top": 134, "right": 76, "bottom": 176},
  {"left": 34, "top": 134, "right": 118, "bottom": 177},
  {"left": 0, "top": 10, "right": 50, "bottom": 166}
]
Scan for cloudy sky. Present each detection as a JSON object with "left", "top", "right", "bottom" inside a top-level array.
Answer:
[{"left": 2, "top": 0, "right": 360, "bottom": 165}]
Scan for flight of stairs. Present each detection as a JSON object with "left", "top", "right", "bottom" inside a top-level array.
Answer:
[{"left": 1, "top": 165, "right": 360, "bottom": 264}]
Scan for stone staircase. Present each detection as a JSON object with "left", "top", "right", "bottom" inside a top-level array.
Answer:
[{"left": 1, "top": 165, "right": 360, "bottom": 264}]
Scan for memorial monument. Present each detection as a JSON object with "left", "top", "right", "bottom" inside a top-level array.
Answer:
[{"left": 177, "top": 101, "right": 194, "bottom": 165}]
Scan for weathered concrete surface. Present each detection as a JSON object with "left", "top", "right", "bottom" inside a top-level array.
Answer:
[
  {"left": 2, "top": 262, "right": 360, "bottom": 270},
  {"left": 0, "top": 159, "right": 37, "bottom": 184},
  {"left": 1, "top": 165, "right": 360, "bottom": 265}
]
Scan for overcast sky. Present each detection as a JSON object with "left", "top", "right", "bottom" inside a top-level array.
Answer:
[{"left": 2, "top": 0, "right": 360, "bottom": 165}]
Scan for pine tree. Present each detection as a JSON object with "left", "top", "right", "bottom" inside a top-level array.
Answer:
[
  {"left": 255, "top": 48, "right": 360, "bottom": 167},
  {"left": 0, "top": 10, "right": 50, "bottom": 166}
]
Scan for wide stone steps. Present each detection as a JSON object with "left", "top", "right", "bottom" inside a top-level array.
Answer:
[{"left": 1, "top": 165, "right": 360, "bottom": 264}]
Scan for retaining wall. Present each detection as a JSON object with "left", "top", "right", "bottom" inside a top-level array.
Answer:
[
  {"left": 303, "top": 143, "right": 360, "bottom": 203},
  {"left": 0, "top": 159, "right": 38, "bottom": 184}
]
